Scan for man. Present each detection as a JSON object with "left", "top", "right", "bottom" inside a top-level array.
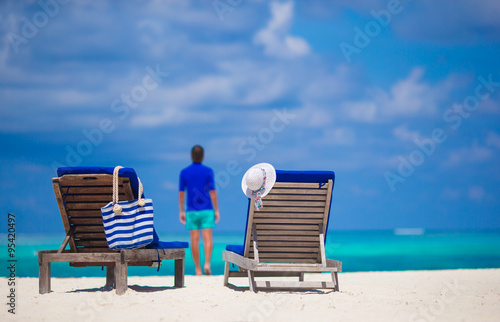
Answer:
[{"left": 179, "top": 145, "right": 220, "bottom": 275}]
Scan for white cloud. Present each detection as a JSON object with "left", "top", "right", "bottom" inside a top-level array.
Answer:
[
  {"left": 392, "top": 125, "right": 422, "bottom": 142},
  {"left": 296, "top": 0, "right": 386, "bottom": 18},
  {"left": 342, "top": 68, "right": 454, "bottom": 122},
  {"left": 442, "top": 145, "right": 493, "bottom": 168},
  {"left": 145, "top": 0, "right": 257, "bottom": 31},
  {"left": 253, "top": 1, "right": 311, "bottom": 59},
  {"left": 468, "top": 186, "right": 485, "bottom": 201},
  {"left": 393, "top": 0, "right": 500, "bottom": 43},
  {"left": 289, "top": 105, "right": 334, "bottom": 128},
  {"left": 480, "top": 98, "right": 500, "bottom": 114},
  {"left": 297, "top": 0, "right": 500, "bottom": 43},
  {"left": 236, "top": 68, "right": 287, "bottom": 105},
  {"left": 131, "top": 106, "right": 218, "bottom": 127},
  {"left": 299, "top": 64, "right": 357, "bottom": 104},
  {"left": 487, "top": 132, "right": 500, "bottom": 149},
  {"left": 342, "top": 101, "right": 377, "bottom": 123},
  {"left": 0, "top": 32, "right": 9, "bottom": 69},
  {"left": 163, "top": 75, "right": 236, "bottom": 107},
  {"left": 381, "top": 68, "right": 437, "bottom": 116},
  {"left": 321, "top": 128, "right": 356, "bottom": 146}
]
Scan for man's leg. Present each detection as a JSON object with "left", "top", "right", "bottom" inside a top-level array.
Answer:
[
  {"left": 201, "top": 228, "right": 213, "bottom": 275},
  {"left": 190, "top": 230, "right": 202, "bottom": 275}
]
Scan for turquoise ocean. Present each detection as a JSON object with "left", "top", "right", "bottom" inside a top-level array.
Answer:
[{"left": 2, "top": 230, "right": 500, "bottom": 278}]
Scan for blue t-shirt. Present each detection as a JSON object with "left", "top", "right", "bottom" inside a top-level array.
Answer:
[{"left": 179, "top": 163, "right": 215, "bottom": 211}]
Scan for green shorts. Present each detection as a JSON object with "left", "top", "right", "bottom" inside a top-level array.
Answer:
[{"left": 185, "top": 209, "right": 216, "bottom": 230}]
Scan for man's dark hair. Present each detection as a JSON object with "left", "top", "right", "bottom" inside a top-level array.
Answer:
[{"left": 191, "top": 145, "right": 204, "bottom": 163}]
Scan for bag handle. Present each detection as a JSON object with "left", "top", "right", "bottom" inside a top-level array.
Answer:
[{"left": 112, "top": 166, "right": 146, "bottom": 213}]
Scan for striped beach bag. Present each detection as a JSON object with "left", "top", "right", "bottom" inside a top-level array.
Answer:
[{"left": 100, "top": 166, "right": 154, "bottom": 250}]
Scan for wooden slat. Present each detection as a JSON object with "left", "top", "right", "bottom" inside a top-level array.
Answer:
[
  {"left": 273, "top": 182, "right": 327, "bottom": 189},
  {"left": 262, "top": 200, "right": 326, "bottom": 207},
  {"left": 254, "top": 241, "right": 319, "bottom": 247},
  {"left": 66, "top": 210, "right": 102, "bottom": 218},
  {"left": 258, "top": 258, "right": 317, "bottom": 264},
  {"left": 65, "top": 202, "right": 108, "bottom": 210},
  {"left": 40, "top": 250, "right": 119, "bottom": 262},
  {"left": 250, "top": 247, "right": 319, "bottom": 253},
  {"left": 74, "top": 226, "right": 105, "bottom": 233},
  {"left": 254, "top": 280, "right": 336, "bottom": 289},
  {"left": 255, "top": 253, "right": 318, "bottom": 259},
  {"left": 122, "top": 249, "right": 185, "bottom": 261},
  {"left": 258, "top": 206, "right": 325, "bottom": 213},
  {"left": 252, "top": 262, "right": 336, "bottom": 271},
  {"left": 254, "top": 230, "right": 319, "bottom": 236},
  {"left": 75, "top": 248, "right": 115, "bottom": 253},
  {"left": 62, "top": 194, "right": 116, "bottom": 202},
  {"left": 253, "top": 212, "right": 324, "bottom": 218},
  {"left": 252, "top": 235, "right": 319, "bottom": 242},
  {"left": 255, "top": 224, "right": 319, "bottom": 230},
  {"left": 69, "top": 217, "right": 105, "bottom": 226},
  {"left": 227, "top": 271, "right": 303, "bottom": 278},
  {"left": 74, "top": 233, "right": 106, "bottom": 240},
  {"left": 75, "top": 240, "right": 109, "bottom": 247},
  {"left": 264, "top": 194, "right": 326, "bottom": 201},
  {"left": 60, "top": 186, "right": 115, "bottom": 194},
  {"left": 59, "top": 174, "right": 128, "bottom": 186},
  {"left": 253, "top": 218, "right": 324, "bottom": 224},
  {"left": 267, "top": 189, "right": 327, "bottom": 195},
  {"left": 71, "top": 261, "right": 152, "bottom": 267},
  {"left": 67, "top": 210, "right": 103, "bottom": 216}
]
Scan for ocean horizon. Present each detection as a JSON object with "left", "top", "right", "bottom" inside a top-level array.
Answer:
[{"left": 2, "top": 229, "right": 500, "bottom": 278}]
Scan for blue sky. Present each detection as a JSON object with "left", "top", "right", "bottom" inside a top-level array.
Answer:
[{"left": 1, "top": 0, "right": 499, "bottom": 235}]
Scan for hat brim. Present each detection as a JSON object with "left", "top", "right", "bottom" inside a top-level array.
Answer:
[{"left": 241, "top": 163, "right": 277, "bottom": 199}]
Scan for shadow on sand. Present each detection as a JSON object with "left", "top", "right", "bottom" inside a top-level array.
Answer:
[{"left": 67, "top": 284, "right": 179, "bottom": 293}]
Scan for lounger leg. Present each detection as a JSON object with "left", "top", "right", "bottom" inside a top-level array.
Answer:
[
  {"left": 115, "top": 261, "right": 128, "bottom": 295},
  {"left": 105, "top": 265, "right": 116, "bottom": 289},
  {"left": 248, "top": 270, "right": 257, "bottom": 293},
  {"left": 174, "top": 258, "right": 184, "bottom": 288},
  {"left": 299, "top": 272, "right": 305, "bottom": 282},
  {"left": 223, "top": 261, "right": 230, "bottom": 287},
  {"left": 38, "top": 254, "right": 51, "bottom": 294},
  {"left": 331, "top": 271, "right": 339, "bottom": 292}
]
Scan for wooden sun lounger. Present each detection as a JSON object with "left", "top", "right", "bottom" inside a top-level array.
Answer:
[
  {"left": 223, "top": 173, "right": 342, "bottom": 292},
  {"left": 39, "top": 170, "right": 186, "bottom": 295}
]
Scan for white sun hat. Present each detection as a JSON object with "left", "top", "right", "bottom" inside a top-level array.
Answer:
[{"left": 241, "top": 163, "right": 276, "bottom": 210}]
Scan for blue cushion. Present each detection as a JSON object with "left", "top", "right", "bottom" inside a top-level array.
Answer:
[
  {"left": 226, "top": 244, "right": 244, "bottom": 255},
  {"left": 233, "top": 170, "right": 335, "bottom": 256},
  {"left": 276, "top": 170, "right": 335, "bottom": 185},
  {"left": 148, "top": 230, "right": 188, "bottom": 249},
  {"left": 148, "top": 241, "right": 189, "bottom": 249}
]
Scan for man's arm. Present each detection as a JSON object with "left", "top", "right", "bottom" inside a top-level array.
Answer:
[
  {"left": 209, "top": 190, "right": 220, "bottom": 223},
  {"left": 179, "top": 191, "right": 186, "bottom": 224}
]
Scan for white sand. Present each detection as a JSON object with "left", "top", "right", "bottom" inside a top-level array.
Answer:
[{"left": 2, "top": 269, "right": 500, "bottom": 322}]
